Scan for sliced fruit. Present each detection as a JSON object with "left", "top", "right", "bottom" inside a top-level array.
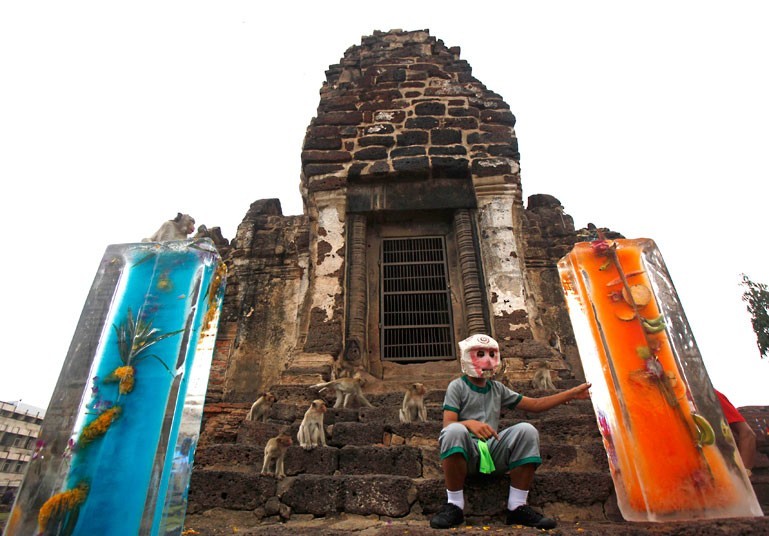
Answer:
[
  {"left": 622, "top": 284, "right": 652, "bottom": 307},
  {"left": 615, "top": 307, "right": 637, "bottom": 321}
]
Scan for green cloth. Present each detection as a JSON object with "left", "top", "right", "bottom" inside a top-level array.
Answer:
[{"left": 477, "top": 440, "right": 495, "bottom": 474}]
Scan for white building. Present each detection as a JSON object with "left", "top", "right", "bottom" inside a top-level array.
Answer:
[{"left": 0, "top": 400, "right": 45, "bottom": 498}]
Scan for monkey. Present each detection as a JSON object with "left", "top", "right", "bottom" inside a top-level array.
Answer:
[
  {"left": 311, "top": 375, "right": 373, "bottom": 409},
  {"left": 194, "top": 224, "right": 230, "bottom": 246},
  {"left": 261, "top": 430, "right": 292, "bottom": 479},
  {"left": 143, "top": 213, "right": 196, "bottom": 242},
  {"left": 246, "top": 392, "right": 277, "bottom": 422},
  {"left": 399, "top": 382, "right": 428, "bottom": 423},
  {"left": 334, "top": 339, "right": 363, "bottom": 378},
  {"left": 297, "top": 399, "right": 327, "bottom": 450},
  {"left": 531, "top": 360, "right": 557, "bottom": 390}
]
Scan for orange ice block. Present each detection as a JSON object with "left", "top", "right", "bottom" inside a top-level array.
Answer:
[{"left": 558, "top": 238, "right": 761, "bottom": 521}]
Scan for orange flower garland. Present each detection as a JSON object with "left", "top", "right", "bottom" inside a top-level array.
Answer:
[
  {"left": 38, "top": 482, "right": 89, "bottom": 534},
  {"left": 105, "top": 365, "right": 135, "bottom": 394},
  {"left": 78, "top": 406, "right": 121, "bottom": 447}
]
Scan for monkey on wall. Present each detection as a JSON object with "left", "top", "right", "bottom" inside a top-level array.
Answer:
[
  {"left": 311, "top": 375, "right": 373, "bottom": 409},
  {"left": 334, "top": 339, "right": 363, "bottom": 378},
  {"left": 399, "top": 382, "right": 428, "bottom": 423},
  {"left": 531, "top": 361, "right": 557, "bottom": 390},
  {"left": 143, "top": 213, "right": 196, "bottom": 242},
  {"left": 261, "top": 430, "right": 292, "bottom": 479},
  {"left": 297, "top": 399, "right": 327, "bottom": 450},
  {"left": 246, "top": 392, "right": 277, "bottom": 422}
]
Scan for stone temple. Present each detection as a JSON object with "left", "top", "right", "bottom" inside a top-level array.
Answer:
[
  {"left": 206, "top": 29, "right": 596, "bottom": 405},
  {"left": 188, "top": 30, "right": 768, "bottom": 532}
]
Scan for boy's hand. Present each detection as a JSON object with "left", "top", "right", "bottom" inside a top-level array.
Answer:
[
  {"left": 462, "top": 420, "right": 499, "bottom": 440},
  {"left": 567, "top": 383, "right": 591, "bottom": 402}
]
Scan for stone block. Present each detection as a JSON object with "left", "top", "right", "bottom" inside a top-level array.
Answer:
[
  {"left": 362, "top": 123, "right": 395, "bottom": 135},
  {"left": 315, "top": 111, "right": 364, "bottom": 125},
  {"left": 414, "top": 101, "right": 446, "bottom": 116},
  {"left": 429, "top": 145, "right": 467, "bottom": 156},
  {"left": 284, "top": 445, "right": 338, "bottom": 475},
  {"left": 471, "top": 158, "right": 512, "bottom": 177},
  {"left": 405, "top": 117, "right": 439, "bottom": 129},
  {"left": 359, "top": 135, "right": 395, "bottom": 147},
  {"left": 303, "top": 163, "right": 344, "bottom": 177},
  {"left": 337, "top": 445, "right": 421, "bottom": 477},
  {"left": 188, "top": 470, "right": 276, "bottom": 512},
  {"left": 480, "top": 109, "right": 516, "bottom": 126},
  {"left": 430, "top": 128, "right": 462, "bottom": 145},
  {"left": 442, "top": 117, "right": 479, "bottom": 129},
  {"left": 353, "top": 147, "right": 388, "bottom": 160},
  {"left": 303, "top": 137, "right": 342, "bottom": 150},
  {"left": 431, "top": 157, "right": 469, "bottom": 179},
  {"left": 329, "top": 422, "right": 386, "bottom": 446},
  {"left": 390, "top": 146, "right": 425, "bottom": 158},
  {"left": 396, "top": 130, "right": 429, "bottom": 146},
  {"left": 280, "top": 475, "right": 343, "bottom": 515},
  {"left": 343, "top": 475, "right": 415, "bottom": 517},
  {"left": 448, "top": 106, "right": 480, "bottom": 118},
  {"left": 392, "top": 156, "right": 430, "bottom": 179},
  {"left": 301, "top": 150, "right": 352, "bottom": 164}
]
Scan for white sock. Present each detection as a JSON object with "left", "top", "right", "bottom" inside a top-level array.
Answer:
[
  {"left": 507, "top": 486, "right": 529, "bottom": 511},
  {"left": 447, "top": 489, "right": 465, "bottom": 510}
]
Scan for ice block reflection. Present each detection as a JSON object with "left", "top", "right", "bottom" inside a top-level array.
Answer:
[{"left": 558, "top": 238, "right": 761, "bottom": 521}]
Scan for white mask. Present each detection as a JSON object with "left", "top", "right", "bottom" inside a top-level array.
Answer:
[{"left": 459, "top": 334, "right": 501, "bottom": 379}]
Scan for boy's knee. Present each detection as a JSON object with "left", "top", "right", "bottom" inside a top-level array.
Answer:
[
  {"left": 511, "top": 422, "right": 539, "bottom": 444},
  {"left": 442, "top": 422, "right": 469, "bottom": 439}
]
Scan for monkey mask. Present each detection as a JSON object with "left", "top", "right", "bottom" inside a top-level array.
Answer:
[{"left": 459, "top": 334, "right": 501, "bottom": 379}]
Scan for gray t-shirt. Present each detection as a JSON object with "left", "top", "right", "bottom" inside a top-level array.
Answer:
[{"left": 442, "top": 375, "right": 523, "bottom": 431}]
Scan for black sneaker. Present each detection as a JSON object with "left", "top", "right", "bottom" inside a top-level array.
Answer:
[
  {"left": 429, "top": 502, "right": 465, "bottom": 529},
  {"left": 505, "top": 504, "right": 557, "bottom": 529}
]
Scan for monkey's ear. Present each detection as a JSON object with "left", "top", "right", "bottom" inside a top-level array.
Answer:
[{"left": 174, "top": 212, "right": 183, "bottom": 222}]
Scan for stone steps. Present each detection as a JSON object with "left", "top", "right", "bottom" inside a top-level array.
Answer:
[
  {"left": 187, "top": 471, "right": 615, "bottom": 521},
  {"left": 191, "top": 389, "right": 768, "bottom": 532}
]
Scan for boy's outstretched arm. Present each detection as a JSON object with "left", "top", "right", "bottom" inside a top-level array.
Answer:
[{"left": 516, "top": 383, "right": 591, "bottom": 413}]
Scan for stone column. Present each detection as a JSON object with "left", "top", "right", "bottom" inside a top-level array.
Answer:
[
  {"left": 453, "top": 208, "right": 488, "bottom": 336},
  {"left": 345, "top": 213, "right": 370, "bottom": 371},
  {"left": 472, "top": 175, "right": 531, "bottom": 354}
]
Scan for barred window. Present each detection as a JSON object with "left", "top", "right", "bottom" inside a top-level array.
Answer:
[{"left": 380, "top": 237, "right": 455, "bottom": 361}]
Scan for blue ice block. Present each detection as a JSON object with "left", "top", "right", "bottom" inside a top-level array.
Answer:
[{"left": 5, "top": 239, "right": 226, "bottom": 536}]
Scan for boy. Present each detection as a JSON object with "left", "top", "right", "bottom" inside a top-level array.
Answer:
[{"left": 430, "top": 334, "right": 591, "bottom": 530}]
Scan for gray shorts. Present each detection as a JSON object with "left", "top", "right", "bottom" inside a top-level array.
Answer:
[{"left": 438, "top": 422, "right": 541, "bottom": 474}]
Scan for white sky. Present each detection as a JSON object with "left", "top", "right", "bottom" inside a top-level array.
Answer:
[{"left": 1, "top": 1, "right": 767, "bottom": 409}]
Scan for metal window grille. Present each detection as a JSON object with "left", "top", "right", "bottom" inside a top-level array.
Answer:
[{"left": 380, "top": 236, "right": 455, "bottom": 361}]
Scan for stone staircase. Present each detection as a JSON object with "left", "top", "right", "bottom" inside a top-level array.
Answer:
[{"left": 186, "top": 380, "right": 769, "bottom": 535}]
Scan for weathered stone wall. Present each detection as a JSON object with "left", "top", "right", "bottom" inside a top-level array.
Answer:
[{"left": 207, "top": 199, "right": 310, "bottom": 403}]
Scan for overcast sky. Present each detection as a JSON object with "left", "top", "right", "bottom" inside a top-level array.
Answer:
[{"left": 1, "top": 1, "right": 767, "bottom": 409}]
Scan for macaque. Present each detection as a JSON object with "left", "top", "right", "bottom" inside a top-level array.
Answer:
[
  {"left": 143, "top": 213, "right": 196, "bottom": 242},
  {"left": 399, "top": 382, "right": 428, "bottom": 423},
  {"left": 297, "top": 399, "right": 327, "bottom": 450},
  {"left": 335, "top": 339, "right": 363, "bottom": 378},
  {"left": 246, "top": 392, "right": 277, "bottom": 422},
  {"left": 311, "top": 375, "right": 373, "bottom": 409},
  {"left": 261, "top": 431, "right": 292, "bottom": 479},
  {"left": 531, "top": 361, "right": 557, "bottom": 390}
]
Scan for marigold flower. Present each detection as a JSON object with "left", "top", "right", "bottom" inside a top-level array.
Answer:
[
  {"left": 79, "top": 406, "right": 121, "bottom": 447},
  {"left": 38, "top": 482, "right": 89, "bottom": 533}
]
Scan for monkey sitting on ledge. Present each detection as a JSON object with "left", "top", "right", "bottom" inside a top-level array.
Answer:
[{"left": 143, "top": 213, "right": 196, "bottom": 242}]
